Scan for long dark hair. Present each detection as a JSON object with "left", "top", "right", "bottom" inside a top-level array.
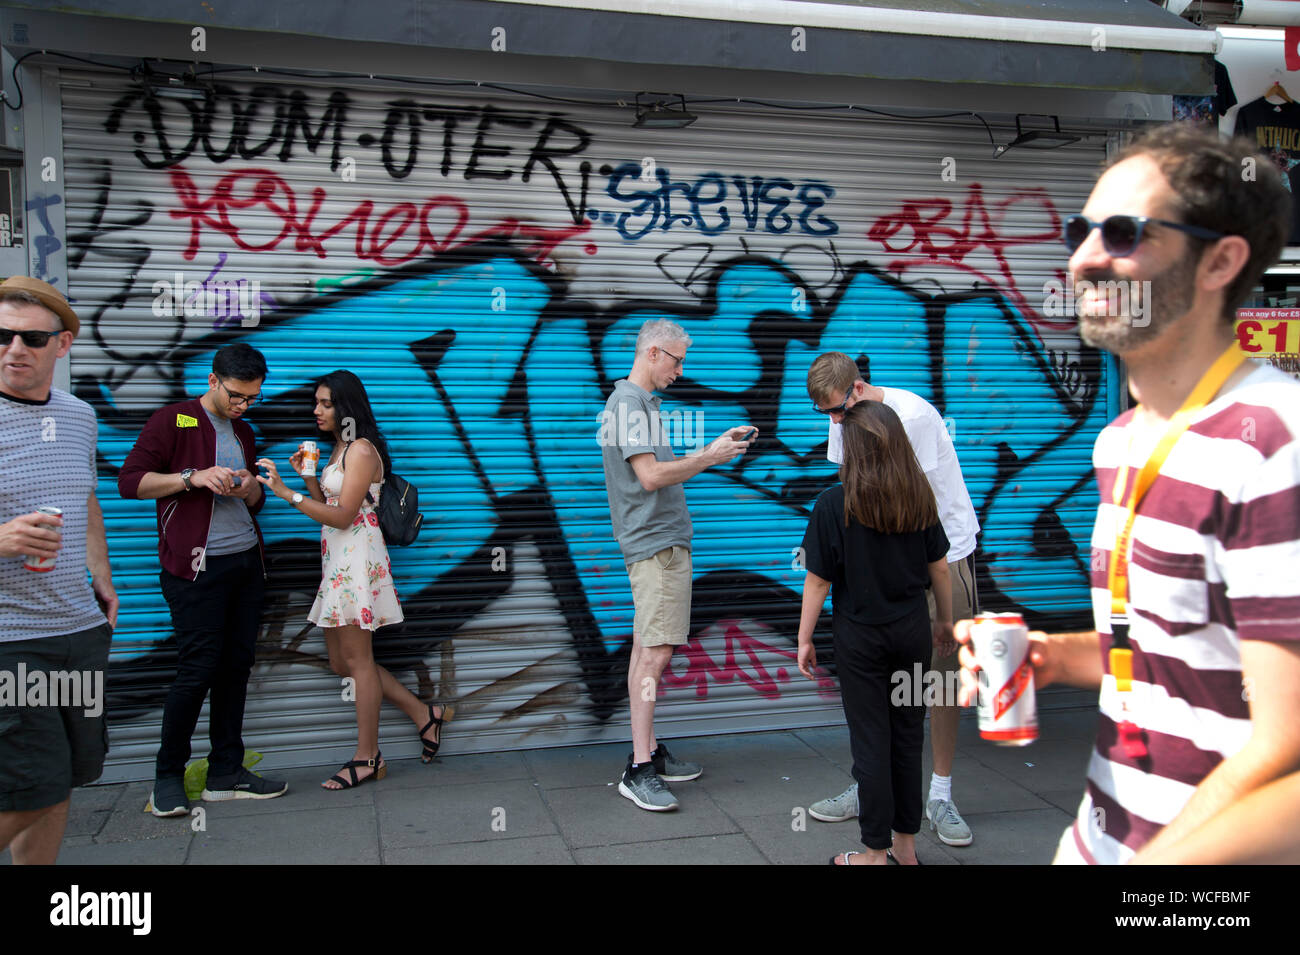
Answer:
[
  {"left": 840, "top": 401, "right": 937, "bottom": 533},
  {"left": 315, "top": 369, "right": 393, "bottom": 480}
]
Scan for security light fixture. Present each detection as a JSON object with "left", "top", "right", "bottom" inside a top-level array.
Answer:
[
  {"left": 633, "top": 93, "right": 698, "bottom": 129},
  {"left": 993, "top": 115, "right": 1081, "bottom": 158}
]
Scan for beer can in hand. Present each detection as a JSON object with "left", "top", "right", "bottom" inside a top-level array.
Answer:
[
  {"left": 970, "top": 612, "right": 1037, "bottom": 746},
  {"left": 300, "top": 440, "right": 319, "bottom": 477},
  {"left": 23, "top": 506, "right": 63, "bottom": 572}
]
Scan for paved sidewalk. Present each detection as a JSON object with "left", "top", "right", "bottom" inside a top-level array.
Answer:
[{"left": 3, "top": 707, "right": 1098, "bottom": 865}]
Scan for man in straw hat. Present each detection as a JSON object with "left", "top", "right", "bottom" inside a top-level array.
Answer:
[{"left": 0, "top": 275, "right": 117, "bottom": 864}]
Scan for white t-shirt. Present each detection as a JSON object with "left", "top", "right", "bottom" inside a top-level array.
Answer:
[{"left": 827, "top": 386, "right": 979, "bottom": 561}]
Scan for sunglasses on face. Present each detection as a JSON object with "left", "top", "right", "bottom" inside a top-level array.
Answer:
[
  {"left": 0, "top": 327, "right": 62, "bottom": 348},
  {"left": 812, "top": 386, "right": 854, "bottom": 415},
  {"left": 1062, "top": 214, "right": 1226, "bottom": 257}
]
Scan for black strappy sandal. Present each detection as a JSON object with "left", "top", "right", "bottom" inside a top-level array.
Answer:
[
  {"left": 418, "top": 704, "right": 453, "bottom": 763},
  {"left": 322, "top": 752, "right": 386, "bottom": 789}
]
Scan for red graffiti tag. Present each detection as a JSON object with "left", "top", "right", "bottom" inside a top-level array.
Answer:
[
  {"left": 866, "top": 182, "right": 1070, "bottom": 330},
  {"left": 167, "top": 167, "right": 592, "bottom": 270},
  {"left": 660, "top": 621, "right": 839, "bottom": 701}
]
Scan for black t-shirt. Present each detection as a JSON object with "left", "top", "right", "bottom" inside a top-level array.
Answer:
[
  {"left": 801, "top": 484, "right": 949, "bottom": 627},
  {"left": 1234, "top": 97, "right": 1300, "bottom": 245}
]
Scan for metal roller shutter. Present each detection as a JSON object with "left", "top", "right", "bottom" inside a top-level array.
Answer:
[{"left": 55, "top": 68, "right": 1113, "bottom": 780}]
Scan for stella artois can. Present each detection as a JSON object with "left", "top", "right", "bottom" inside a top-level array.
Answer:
[
  {"left": 299, "top": 440, "right": 319, "bottom": 477},
  {"left": 970, "top": 612, "right": 1037, "bottom": 746},
  {"left": 23, "top": 506, "right": 62, "bottom": 572}
]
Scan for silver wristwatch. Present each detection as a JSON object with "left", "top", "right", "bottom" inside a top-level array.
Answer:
[
  {"left": 292, "top": 492, "right": 304, "bottom": 504},
  {"left": 181, "top": 468, "right": 195, "bottom": 491}
]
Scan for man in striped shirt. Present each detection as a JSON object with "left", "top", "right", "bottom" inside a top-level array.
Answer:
[{"left": 958, "top": 123, "right": 1300, "bottom": 864}]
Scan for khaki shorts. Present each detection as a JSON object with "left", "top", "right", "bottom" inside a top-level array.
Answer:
[
  {"left": 926, "top": 553, "right": 979, "bottom": 674},
  {"left": 626, "top": 545, "right": 692, "bottom": 647}
]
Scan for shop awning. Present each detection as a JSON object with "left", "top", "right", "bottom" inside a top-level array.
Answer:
[{"left": 0, "top": 0, "right": 1219, "bottom": 94}]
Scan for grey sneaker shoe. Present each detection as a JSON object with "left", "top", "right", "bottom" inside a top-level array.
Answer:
[
  {"left": 618, "top": 761, "right": 679, "bottom": 812},
  {"left": 202, "top": 767, "right": 289, "bottom": 802},
  {"left": 651, "top": 743, "right": 702, "bottom": 781},
  {"left": 926, "top": 798, "right": 973, "bottom": 846},
  {"left": 809, "top": 783, "right": 858, "bottom": 822},
  {"left": 150, "top": 776, "right": 190, "bottom": 817}
]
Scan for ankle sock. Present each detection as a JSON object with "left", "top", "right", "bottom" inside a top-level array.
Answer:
[{"left": 929, "top": 773, "right": 952, "bottom": 804}]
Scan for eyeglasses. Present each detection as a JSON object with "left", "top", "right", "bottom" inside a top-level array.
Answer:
[
  {"left": 812, "top": 386, "right": 854, "bottom": 415},
  {"left": 661, "top": 347, "right": 684, "bottom": 369},
  {"left": 0, "top": 327, "right": 62, "bottom": 348},
  {"left": 1063, "top": 214, "right": 1226, "bottom": 257},
  {"left": 218, "top": 380, "right": 261, "bottom": 407}
]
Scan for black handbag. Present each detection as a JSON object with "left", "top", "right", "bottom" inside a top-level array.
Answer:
[{"left": 343, "top": 442, "right": 424, "bottom": 546}]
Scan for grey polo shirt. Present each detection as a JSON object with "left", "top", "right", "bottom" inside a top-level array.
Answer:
[{"left": 600, "top": 379, "right": 692, "bottom": 564}]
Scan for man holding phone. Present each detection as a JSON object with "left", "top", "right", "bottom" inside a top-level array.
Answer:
[
  {"left": 600, "top": 318, "right": 756, "bottom": 811},
  {"left": 118, "top": 342, "right": 286, "bottom": 817}
]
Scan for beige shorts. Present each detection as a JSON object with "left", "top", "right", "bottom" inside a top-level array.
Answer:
[
  {"left": 926, "top": 553, "right": 979, "bottom": 674},
  {"left": 626, "top": 545, "right": 692, "bottom": 647}
]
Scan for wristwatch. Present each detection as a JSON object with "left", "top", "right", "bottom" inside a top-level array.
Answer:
[
  {"left": 292, "top": 492, "right": 304, "bottom": 504},
  {"left": 181, "top": 468, "right": 195, "bottom": 491}
]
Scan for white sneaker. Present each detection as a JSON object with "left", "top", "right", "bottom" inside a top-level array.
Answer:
[
  {"left": 809, "top": 783, "right": 858, "bottom": 822},
  {"left": 926, "top": 798, "right": 973, "bottom": 846}
]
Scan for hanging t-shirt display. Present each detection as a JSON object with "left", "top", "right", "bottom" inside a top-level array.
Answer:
[
  {"left": 1235, "top": 97, "right": 1300, "bottom": 245},
  {"left": 1173, "top": 60, "right": 1237, "bottom": 126}
]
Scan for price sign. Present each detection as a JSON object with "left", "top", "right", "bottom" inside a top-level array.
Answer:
[{"left": 1235, "top": 309, "right": 1300, "bottom": 356}]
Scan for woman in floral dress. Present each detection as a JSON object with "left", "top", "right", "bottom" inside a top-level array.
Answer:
[{"left": 257, "top": 370, "right": 449, "bottom": 789}]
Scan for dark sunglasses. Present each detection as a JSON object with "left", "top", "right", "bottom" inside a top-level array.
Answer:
[
  {"left": 812, "top": 386, "right": 854, "bottom": 415},
  {"left": 0, "top": 327, "right": 62, "bottom": 348},
  {"left": 1063, "top": 214, "right": 1226, "bottom": 257}
]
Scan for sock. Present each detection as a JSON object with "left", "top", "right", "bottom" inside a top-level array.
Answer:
[{"left": 929, "top": 773, "right": 952, "bottom": 805}]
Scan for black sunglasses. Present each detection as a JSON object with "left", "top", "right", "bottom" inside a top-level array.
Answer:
[
  {"left": 812, "top": 386, "right": 854, "bottom": 415},
  {"left": 1063, "top": 214, "right": 1226, "bottom": 257},
  {"left": 0, "top": 327, "right": 62, "bottom": 348}
]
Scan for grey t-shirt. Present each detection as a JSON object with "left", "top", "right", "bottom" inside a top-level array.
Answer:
[
  {"left": 600, "top": 379, "right": 692, "bottom": 563},
  {"left": 203, "top": 408, "right": 257, "bottom": 557},
  {"left": 0, "top": 389, "right": 107, "bottom": 641}
]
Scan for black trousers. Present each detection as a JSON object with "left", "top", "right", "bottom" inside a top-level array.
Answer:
[
  {"left": 156, "top": 547, "right": 264, "bottom": 779},
  {"left": 832, "top": 606, "right": 930, "bottom": 850}
]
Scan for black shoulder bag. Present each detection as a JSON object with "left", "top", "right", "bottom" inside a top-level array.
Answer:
[{"left": 342, "top": 442, "right": 424, "bottom": 546}]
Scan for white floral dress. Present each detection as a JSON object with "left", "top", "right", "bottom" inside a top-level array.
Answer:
[{"left": 307, "top": 453, "right": 403, "bottom": 631}]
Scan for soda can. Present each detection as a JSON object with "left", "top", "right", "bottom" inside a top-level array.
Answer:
[
  {"left": 23, "top": 506, "right": 63, "bottom": 572},
  {"left": 300, "top": 440, "right": 319, "bottom": 478},
  {"left": 970, "top": 612, "right": 1037, "bottom": 746}
]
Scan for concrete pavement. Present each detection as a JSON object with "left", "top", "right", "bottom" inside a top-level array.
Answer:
[{"left": 2, "top": 706, "right": 1099, "bottom": 865}]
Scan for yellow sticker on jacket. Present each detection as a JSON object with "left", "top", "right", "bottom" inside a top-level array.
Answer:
[{"left": 176, "top": 413, "right": 198, "bottom": 428}]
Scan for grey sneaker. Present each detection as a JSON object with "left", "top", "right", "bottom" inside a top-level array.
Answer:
[
  {"left": 618, "top": 761, "right": 679, "bottom": 812},
  {"left": 202, "top": 767, "right": 289, "bottom": 802},
  {"left": 926, "top": 798, "right": 973, "bottom": 846},
  {"left": 651, "top": 743, "right": 702, "bottom": 781},
  {"left": 150, "top": 776, "right": 190, "bottom": 817},
  {"left": 809, "top": 783, "right": 858, "bottom": 822}
]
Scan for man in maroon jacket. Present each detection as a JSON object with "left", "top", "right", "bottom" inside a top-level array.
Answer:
[{"left": 118, "top": 342, "right": 286, "bottom": 816}]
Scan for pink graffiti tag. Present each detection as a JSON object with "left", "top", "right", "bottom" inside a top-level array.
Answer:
[
  {"left": 660, "top": 621, "right": 839, "bottom": 701},
  {"left": 866, "top": 182, "right": 1070, "bottom": 330},
  {"left": 167, "top": 167, "right": 592, "bottom": 270}
]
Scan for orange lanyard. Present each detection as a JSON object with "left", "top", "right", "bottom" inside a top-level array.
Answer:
[{"left": 1107, "top": 344, "right": 1246, "bottom": 692}]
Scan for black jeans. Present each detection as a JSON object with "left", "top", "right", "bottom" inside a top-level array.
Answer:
[
  {"left": 832, "top": 606, "right": 930, "bottom": 850},
  {"left": 156, "top": 547, "right": 264, "bottom": 779}
]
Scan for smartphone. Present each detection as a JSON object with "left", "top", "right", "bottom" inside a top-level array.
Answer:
[
  {"left": 740, "top": 428, "right": 757, "bottom": 442},
  {"left": 231, "top": 475, "right": 242, "bottom": 487}
]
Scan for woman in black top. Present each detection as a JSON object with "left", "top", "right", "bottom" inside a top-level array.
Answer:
[{"left": 797, "top": 401, "right": 953, "bottom": 865}]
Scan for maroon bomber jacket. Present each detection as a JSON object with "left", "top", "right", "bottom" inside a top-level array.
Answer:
[{"left": 117, "top": 397, "right": 267, "bottom": 580}]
